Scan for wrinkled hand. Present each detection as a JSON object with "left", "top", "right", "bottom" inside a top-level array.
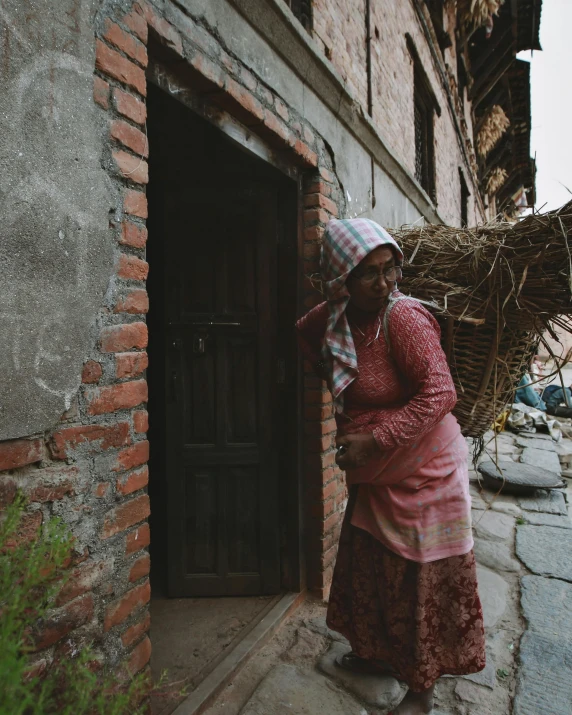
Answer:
[{"left": 336, "top": 433, "right": 381, "bottom": 469}]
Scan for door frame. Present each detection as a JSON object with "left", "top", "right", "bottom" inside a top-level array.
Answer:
[{"left": 146, "top": 58, "right": 305, "bottom": 596}]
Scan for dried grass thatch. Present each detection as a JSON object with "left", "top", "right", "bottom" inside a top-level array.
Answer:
[
  {"left": 307, "top": 204, "right": 572, "bottom": 436},
  {"left": 486, "top": 167, "right": 508, "bottom": 195},
  {"left": 391, "top": 202, "right": 572, "bottom": 435},
  {"left": 458, "top": 0, "right": 505, "bottom": 31},
  {"left": 477, "top": 105, "right": 510, "bottom": 157}
]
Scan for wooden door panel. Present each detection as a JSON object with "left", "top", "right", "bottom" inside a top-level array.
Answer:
[
  {"left": 183, "top": 334, "right": 217, "bottom": 445},
  {"left": 225, "top": 230, "right": 257, "bottom": 314},
  {"left": 225, "top": 466, "right": 260, "bottom": 574},
  {"left": 225, "top": 335, "right": 258, "bottom": 445},
  {"left": 185, "top": 468, "right": 219, "bottom": 575},
  {"left": 165, "top": 185, "right": 281, "bottom": 597}
]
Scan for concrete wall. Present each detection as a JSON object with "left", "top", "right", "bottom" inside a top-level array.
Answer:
[{"left": 0, "top": 0, "right": 114, "bottom": 440}]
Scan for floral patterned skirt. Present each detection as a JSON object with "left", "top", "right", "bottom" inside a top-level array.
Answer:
[{"left": 326, "top": 495, "right": 486, "bottom": 692}]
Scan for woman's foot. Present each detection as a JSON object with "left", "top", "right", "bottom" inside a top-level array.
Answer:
[
  {"left": 335, "top": 651, "right": 398, "bottom": 678},
  {"left": 391, "top": 684, "right": 434, "bottom": 715}
]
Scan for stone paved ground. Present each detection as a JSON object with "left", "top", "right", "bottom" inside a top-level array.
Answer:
[{"left": 205, "top": 427, "right": 572, "bottom": 715}]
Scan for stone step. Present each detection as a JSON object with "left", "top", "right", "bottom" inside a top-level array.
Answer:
[{"left": 520, "top": 447, "right": 562, "bottom": 475}]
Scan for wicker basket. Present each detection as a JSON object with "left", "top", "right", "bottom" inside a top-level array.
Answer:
[
  {"left": 432, "top": 315, "right": 536, "bottom": 437},
  {"left": 393, "top": 202, "right": 572, "bottom": 438}
]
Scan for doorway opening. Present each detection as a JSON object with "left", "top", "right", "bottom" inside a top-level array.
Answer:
[{"left": 146, "top": 81, "right": 301, "bottom": 711}]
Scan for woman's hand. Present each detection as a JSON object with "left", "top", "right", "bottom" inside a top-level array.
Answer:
[{"left": 336, "top": 433, "right": 381, "bottom": 469}]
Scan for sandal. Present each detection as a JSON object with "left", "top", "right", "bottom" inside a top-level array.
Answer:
[{"left": 335, "top": 651, "right": 399, "bottom": 678}]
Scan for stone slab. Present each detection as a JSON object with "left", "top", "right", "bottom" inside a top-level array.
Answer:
[
  {"left": 476, "top": 566, "right": 509, "bottom": 629},
  {"left": 520, "top": 447, "right": 562, "bottom": 475},
  {"left": 471, "top": 495, "right": 488, "bottom": 511},
  {"left": 454, "top": 679, "right": 484, "bottom": 704},
  {"left": 555, "top": 440, "right": 572, "bottom": 457},
  {"left": 317, "top": 642, "right": 407, "bottom": 712},
  {"left": 240, "top": 663, "right": 368, "bottom": 715},
  {"left": 516, "top": 430, "right": 553, "bottom": 440},
  {"left": 516, "top": 525, "right": 572, "bottom": 582},
  {"left": 514, "top": 632, "right": 572, "bottom": 715},
  {"left": 518, "top": 489, "right": 567, "bottom": 515},
  {"left": 468, "top": 469, "right": 480, "bottom": 483},
  {"left": 521, "top": 512, "right": 572, "bottom": 529},
  {"left": 469, "top": 484, "right": 489, "bottom": 510},
  {"left": 483, "top": 441, "right": 518, "bottom": 457},
  {"left": 474, "top": 538, "right": 521, "bottom": 573},
  {"left": 305, "top": 616, "right": 349, "bottom": 645},
  {"left": 472, "top": 510, "right": 514, "bottom": 542},
  {"left": 515, "top": 436, "right": 558, "bottom": 452},
  {"left": 461, "top": 656, "right": 497, "bottom": 689},
  {"left": 478, "top": 459, "right": 563, "bottom": 491},
  {"left": 490, "top": 500, "right": 521, "bottom": 516},
  {"left": 521, "top": 575, "right": 572, "bottom": 638}
]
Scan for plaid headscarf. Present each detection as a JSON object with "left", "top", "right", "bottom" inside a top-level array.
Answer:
[{"left": 321, "top": 218, "right": 404, "bottom": 412}]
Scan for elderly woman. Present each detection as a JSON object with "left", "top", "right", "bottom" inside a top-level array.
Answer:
[{"left": 296, "top": 218, "right": 485, "bottom": 715}]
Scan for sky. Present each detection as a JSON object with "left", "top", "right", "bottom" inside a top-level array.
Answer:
[{"left": 518, "top": 0, "right": 572, "bottom": 212}]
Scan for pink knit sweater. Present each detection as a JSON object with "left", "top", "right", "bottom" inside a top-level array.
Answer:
[{"left": 296, "top": 296, "right": 473, "bottom": 562}]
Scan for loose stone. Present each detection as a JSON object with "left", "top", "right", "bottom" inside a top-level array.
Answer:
[{"left": 515, "top": 525, "right": 572, "bottom": 582}]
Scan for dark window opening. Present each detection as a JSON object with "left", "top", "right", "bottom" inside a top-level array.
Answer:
[
  {"left": 283, "top": 0, "right": 313, "bottom": 32},
  {"left": 459, "top": 168, "right": 470, "bottom": 226},
  {"left": 414, "top": 73, "right": 436, "bottom": 203},
  {"left": 407, "top": 34, "right": 440, "bottom": 204},
  {"left": 424, "top": 0, "right": 452, "bottom": 52},
  {"left": 457, "top": 49, "right": 467, "bottom": 106}
]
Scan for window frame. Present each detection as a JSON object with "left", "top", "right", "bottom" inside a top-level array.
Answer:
[
  {"left": 283, "top": 0, "right": 313, "bottom": 33},
  {"left": 459, "top": 168, "right": 470, "bottom": 226},
  {"left": 414, "top": 79, "right": 436, "bottom": 202},
  {"left": 406, "top": 35, "right": 441, "bottom": 204},
  {"left": 424, "top": 0, "right": 453, "bottom": 52}
]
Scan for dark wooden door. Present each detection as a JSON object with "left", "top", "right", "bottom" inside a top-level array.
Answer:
[{"left": 163, "top": 185, "right": 281, "bottom": 597}]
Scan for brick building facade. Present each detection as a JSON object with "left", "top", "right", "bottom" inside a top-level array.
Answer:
[{"left": 0, "top": 0, "right": 540, "bottom": 695}]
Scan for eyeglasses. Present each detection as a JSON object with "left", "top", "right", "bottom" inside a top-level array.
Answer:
[{"left": 352, "top": 265, "right": 402, "bottom": 286}]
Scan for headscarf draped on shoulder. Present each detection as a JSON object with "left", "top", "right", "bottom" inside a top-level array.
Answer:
[{"left": 320, "top": 218, "right": 404, "bottom": 412}]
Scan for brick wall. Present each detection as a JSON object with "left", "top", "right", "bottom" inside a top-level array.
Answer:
[
  {"left": 302, "top": 170, "right": 345, "bottom": 597},
  {"left": 313, "top": 0, "right": 483, "bottom": 226},
  {"left": 312, "top": 0, "right": 368, "bottom": 111},
  {"left": 0, "top": 0, "right": 492, "bottom": 686},
  {"left": 0, "top": 0, "right": 346, "bottom": 684}
]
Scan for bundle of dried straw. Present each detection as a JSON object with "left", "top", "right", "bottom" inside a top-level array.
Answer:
[
  {"left": 458, "top": 0, "right": 505, "bottom": 31},
  {"left": 485, "top": 167, "right": 509, "bottom": 195},
  {"left": 392, "top": 202, "right": 572, "bottom": 435},
  {"left": 477, "top": 105, "right": 510, "bottom": 158}
]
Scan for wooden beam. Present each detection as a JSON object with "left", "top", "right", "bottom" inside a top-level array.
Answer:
[
  {"left": 481, "top": 141, "right": 512, "bottom": 179},
  {"left": 474, "top": 84, "right": 508, "bottom": 133},
  {"left": 470, "top": 25, "right": 513, "bottom": 75},
  {"left": 470, "top": 42, "right": 514, "bottom": 100},
  {"left": 472, "top": 49, "right": 515, "bottom": 108}
]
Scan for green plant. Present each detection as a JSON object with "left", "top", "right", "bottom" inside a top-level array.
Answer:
[{"left": 0, "top": 494, "right": 147, "bottom": 715}]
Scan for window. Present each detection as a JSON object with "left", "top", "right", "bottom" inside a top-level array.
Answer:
[
  {"left": 424, "top": 0, "right": 452, "bottom": 52},
  {"left": 283, "top": 0, "right": 312, "bottom": 32},
  {"left": 459, "top": 169, "right": 470, "bottom": 226},
  {"left": 414, "top": 72, "right": 436, "bottom": 202},
  {"left": 457, "top": 49, "right": 467, "bottom": 106},
  {"left": 407, "top": 35, "right": 440, "bottom": 204}
]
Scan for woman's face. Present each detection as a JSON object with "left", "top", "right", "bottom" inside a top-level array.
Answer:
[{"left": 346, "top": 246, "right": 398, "bottom": 312}]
